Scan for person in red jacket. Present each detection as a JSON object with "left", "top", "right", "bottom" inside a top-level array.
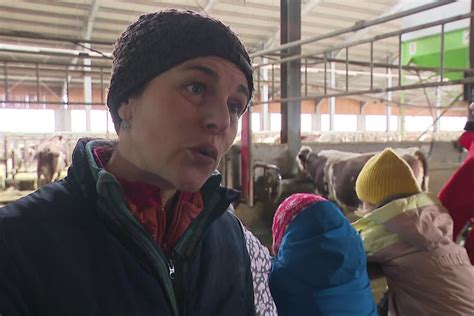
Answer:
[{"left": 438, "top": 117, "right": 474, "bottom": 264}]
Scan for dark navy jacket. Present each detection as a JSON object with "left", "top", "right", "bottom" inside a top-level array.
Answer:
[{"left": 0, "top": 139, "right": 255, "bottom": 316}]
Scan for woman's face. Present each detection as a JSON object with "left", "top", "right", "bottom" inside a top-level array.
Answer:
[{"left": 117, "top": 56, "right": 249, "bottom": 192}]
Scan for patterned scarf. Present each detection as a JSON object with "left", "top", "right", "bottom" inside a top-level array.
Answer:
[{"left": 272, "top": 193, "right": 327, "bottom": 255}]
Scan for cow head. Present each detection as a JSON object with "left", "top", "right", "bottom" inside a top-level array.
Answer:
[
  {"left": 36, "top": 135, "right": 68, "bottom": 187},
  {"left": 296, "top": 146, "right": 329, "bottom": 198},
  {"left": 296, "top": 146, "right": 313, "bottom": 172}
]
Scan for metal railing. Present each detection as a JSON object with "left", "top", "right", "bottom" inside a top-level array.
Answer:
[
  {"left": 251, "top": 11, "right": 474, "bottom": 107},
  {"left": 253, "top": 162, "right": 282, "bottom": 206},
  {"left": 1, "top": 60, "right": 110, "bottom": 108}
]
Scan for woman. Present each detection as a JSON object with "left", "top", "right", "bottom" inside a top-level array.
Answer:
[
  {"left": 0, "top": 9, "right": 275, "bottom": 316},
  {"left": 354, "top": 148, "right": 474, "bottom": 316}
]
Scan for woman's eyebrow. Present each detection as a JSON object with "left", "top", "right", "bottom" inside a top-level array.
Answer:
[
  {"left": 183, "top": 65, "right": 218, "bottom": 79},
  {"left": 237, "top": 84, "right": 249, "bottom": 101},
  {"left": 183, "top": 64, "right": 249, "bottom": 100}
]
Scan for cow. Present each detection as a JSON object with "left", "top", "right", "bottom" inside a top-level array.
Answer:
[
  {"left": 10, "top": 145, "right": 37, "bottom": 176},
  {"left": 36, "top": 136, "right": 68, "bottom": 188},
  {"left": 10, "top": 148, "right": 23, "bottom": 177},
  {"left": 296, "top": 146, "right": 429, "bottom": 215}
]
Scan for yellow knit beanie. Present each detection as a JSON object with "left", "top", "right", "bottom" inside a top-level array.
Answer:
[{"left": 355, "top": 148, "right": 421, "bottom": 206}]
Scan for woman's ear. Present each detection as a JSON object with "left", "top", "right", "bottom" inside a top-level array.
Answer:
[
  {"left": 363, "top": 201, "right": 375, "bottom": 212},
  {"left": 354, "top": 201, "right": 374, "bottom": 217},
  {"left": 117, "top": 99, "right": 134, "bottom": 121}
]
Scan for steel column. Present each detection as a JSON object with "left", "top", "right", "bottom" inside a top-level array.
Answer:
[
  {"left": 329, "top": 61, "right": 336, "bottom": 131},
  {"left": 35, "top": 64, "right": 40, "bottom": 102},
  {"left": 435, "top": 87, "right": 442, "bottom": 132},
  {"left": 3, "top": 62, "right": 8, "bottom": 101},
  {"left": 357, "top": 101, "right": 366, "bottom": 132},
  {"left": 260, "top": 58, "right": 270, "bottom": 131},
  {"left": 280, "top": 0, "right": 301, "bottom": 176},
  {"left": 386, "top": 61, "right": 392, "bottom": 132}
]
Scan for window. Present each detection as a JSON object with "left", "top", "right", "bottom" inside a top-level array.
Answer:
[
  {"left": 270, "top": 113, "right": 281, "bottom": 132},
  {"left": 334, "top": 114, "right": 357, "bottom": 131},
  {"left": 251, "top": 112, "right": 261, "bottom": 131},
  {"left": 0, "top": 109, "right": 54, "bottom": 132}
]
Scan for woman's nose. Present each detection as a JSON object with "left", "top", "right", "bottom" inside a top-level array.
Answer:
[{"left": 201, "top": 97, "right": 231, "bottom": 134}]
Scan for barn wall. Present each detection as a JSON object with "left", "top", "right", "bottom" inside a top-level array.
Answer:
[{"left": 225, "top": 140, "right": 465, "bottom": 196}]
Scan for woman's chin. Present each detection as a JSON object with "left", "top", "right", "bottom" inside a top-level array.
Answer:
[
  {"left": 177, "top": 166, "right": 217, "bottom": 190},
  {"left": 176, "top": 182, "right": 205, "bottom": 193},
  {"left": 173, "top": 175, "right": 209, "bottom": 193}
]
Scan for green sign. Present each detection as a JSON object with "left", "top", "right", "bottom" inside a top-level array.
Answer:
[{"left": 401, "top": 28, "right": 469, "bottom": 80}]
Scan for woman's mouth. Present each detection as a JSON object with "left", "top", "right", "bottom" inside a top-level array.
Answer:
[{"left": 188, "top": 144, "right": 218, "bottom": 165}]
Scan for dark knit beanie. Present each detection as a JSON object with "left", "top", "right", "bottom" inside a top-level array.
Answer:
[
  {"left": 464, "top": 120, "right": 474, "bottom": 131},
  {"left": 107, "top": 9, "right": 254, "bottom": 132}
]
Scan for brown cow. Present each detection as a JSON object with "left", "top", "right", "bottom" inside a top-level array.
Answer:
[
  {"left": 36, "top": 136, "right": 68, "bottom": 187},
  {"left": 297, "top": 146, "right": 429, "bottom": 214},
  {"left": 11, "top": 145, "right": 36, "bottom": 176}
]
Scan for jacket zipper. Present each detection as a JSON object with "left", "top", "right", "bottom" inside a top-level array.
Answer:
[
  {"left": 169, "top": 188, "right": 232, "bottom": 315},
  {"left": 170, "top": 254, "right": 195, "bottom": 315},
  {"left": 145, "top": 245, "right": 180, "bottom": 315},
  {"left": 168, "top": 258, "right": 176, "bottom": 280},
  {"left": 96, "top": 180, "right": 180, "bottom": 316}
]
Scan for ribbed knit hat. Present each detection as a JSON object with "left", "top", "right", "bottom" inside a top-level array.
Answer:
[
  {"left": 272, "top": 193, "right": 327, "bottom": 255},
  {"left": 355, "top": 148, "right": 421, "bottom": 206},
  {"left": 107, "top": 9, "right": 254, "bottom": 132},
  {"left": 464, "top": 120, "right": 474, "bottom": 131}
]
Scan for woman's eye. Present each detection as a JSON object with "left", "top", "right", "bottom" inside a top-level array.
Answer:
[
  {"left": 229, "top": 102, "right": 243, "bottom": 116},
  {"left": 186, "top": 83, "right": 205, "bottom": 95}
]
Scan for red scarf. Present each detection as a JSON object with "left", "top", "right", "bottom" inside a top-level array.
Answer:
[{"left": 93, "top": 147, "right": 203, "bottom": 255}]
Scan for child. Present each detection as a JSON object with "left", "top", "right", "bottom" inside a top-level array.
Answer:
[
  {"left": 269, "top": 193, "right": 377, "bottom": 316},
  {"left": 354, "top": 148, "right": 474, "bottom": 316}
]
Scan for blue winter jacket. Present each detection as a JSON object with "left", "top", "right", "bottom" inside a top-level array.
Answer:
[
  {"left": 0, "top": 138, "right": 255, "bottom": 316},
  {"left": 269, "top": 200, "right": 377, "bottom": 316}
]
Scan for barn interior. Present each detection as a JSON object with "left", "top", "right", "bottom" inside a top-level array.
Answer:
[{"left": 0, "top": 0, "right": 473, "bottom": 304}]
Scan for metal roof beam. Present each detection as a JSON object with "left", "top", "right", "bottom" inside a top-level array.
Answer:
[
  {"left": 0, "top": 31, "right": 114, "bottom": 46},
  {"left": 263, "top": 0, "right": 322, "bottom": 49},
  {"left": 203, "top": 0, "right": 219, "bottom": 14},
  {"left": 62, "top": 0, "right": 101, "bottom": 109},
  {"left": 333, "top": 0, "right": 404, "bottom": 59},
  {"left": 84, "top": 0, "right": 101, "bottom": 40},
  {"left": 253, "top": 0, "right": 455, "bottom": 58}
]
